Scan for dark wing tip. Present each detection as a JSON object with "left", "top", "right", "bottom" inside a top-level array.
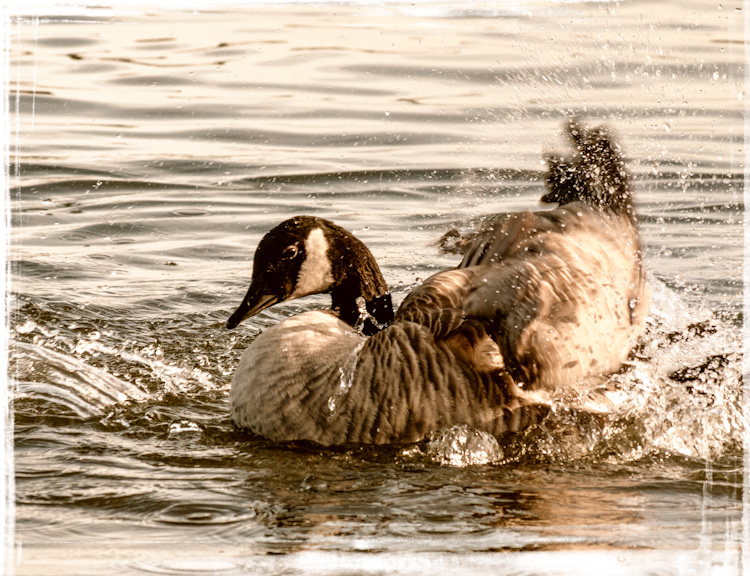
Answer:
[{"left": 543, "top": 119, "right": 632, "bottom": 215}]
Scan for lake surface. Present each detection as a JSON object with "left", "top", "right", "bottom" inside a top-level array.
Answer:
[{"left": 7, "top": 1, "right": 745, "bottom": 574}]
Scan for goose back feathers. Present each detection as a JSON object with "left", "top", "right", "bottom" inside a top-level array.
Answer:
[{"left": 227, "top": 121, "right": 649, "bottom": 445}]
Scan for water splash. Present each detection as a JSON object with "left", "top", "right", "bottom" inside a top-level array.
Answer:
[
  {"left": 425, "top": 425, "right": 503, "bottom": 466},
  {"left": 327, "top": 339, "right": 366, "bottom": 417},
  {"left": 10, "top": 308, "right": 223, "bottom": 424},
  {"left": 501, "top": 280, "right": 743, "bottom": 465},
  {"left": 167, "top": 420, "right": 203, "bottom": 437},
  {"left": 12, "top": 340, "right": 148, "bottom": 418},
  {"left": 352, "top": 295, "right": 390, "bottom": 334}
]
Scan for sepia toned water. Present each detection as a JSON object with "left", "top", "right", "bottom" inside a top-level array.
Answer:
[{"left": 7, "top": 1, "right": 745, "bottom": 574}]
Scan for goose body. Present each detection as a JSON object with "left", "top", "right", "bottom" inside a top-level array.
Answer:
[
  {"left": 230, "top": 310, "right": 530, "bottom": 445},
  {"left": 227, "top": 122, "right": 649, "bottom": 445}
]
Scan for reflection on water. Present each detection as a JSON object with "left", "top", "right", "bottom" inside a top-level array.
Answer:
[{"left": 8, "top": 1, "right": 744, "bottom": 575}]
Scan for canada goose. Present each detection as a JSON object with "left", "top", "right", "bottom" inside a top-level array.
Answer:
[{"left": 227, "top": 121, "right": 649, "bottom": 445}]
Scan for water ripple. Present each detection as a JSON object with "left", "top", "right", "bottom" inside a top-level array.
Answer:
[{"left": 13, "top": 340, "right": 149, "bottom": 418}]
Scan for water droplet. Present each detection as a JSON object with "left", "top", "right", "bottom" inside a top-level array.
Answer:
[
  {"left": 16, "top": 320, "right": 37, "bottom": 335},
  {"left": 168, "top": 420, "right": 202, "bottom": 436}
]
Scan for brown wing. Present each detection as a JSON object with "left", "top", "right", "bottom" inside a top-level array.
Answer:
[{"left": 398, "top": 204, "right": 647, "bottom": 392}]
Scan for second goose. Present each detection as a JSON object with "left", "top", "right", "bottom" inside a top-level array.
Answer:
[{"left": 226, "top": 121, "right": 649, "bottom": 445}]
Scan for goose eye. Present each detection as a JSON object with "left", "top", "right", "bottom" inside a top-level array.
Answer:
[{"left": 282, "top": 245, "right": 299, "bottom": 259}]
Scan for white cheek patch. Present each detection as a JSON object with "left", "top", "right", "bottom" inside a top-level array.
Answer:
[{"left": 292, "top": 228, "right": 334, "bottom": 297}]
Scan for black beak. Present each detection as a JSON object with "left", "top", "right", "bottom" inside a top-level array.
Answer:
[{"left": 226, "top": 283, "right": 279, "bottom": 329}]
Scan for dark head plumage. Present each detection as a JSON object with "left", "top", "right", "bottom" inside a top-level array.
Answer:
[{"left": 227, "top": 215, "right": 393, "bottom": 335}]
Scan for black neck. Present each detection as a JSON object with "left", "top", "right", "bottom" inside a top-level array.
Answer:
[
  {"left": 333, "top": 289, "right": 394, "bottom": 336},
  {"left": 325, "top": 224, "right": 394, "bottom": 335}
]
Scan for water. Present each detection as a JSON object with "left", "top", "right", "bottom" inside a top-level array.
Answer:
[{"left": 8, "top": 1, "right": 745, "bottom": 574}]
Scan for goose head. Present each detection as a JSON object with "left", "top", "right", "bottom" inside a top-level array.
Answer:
[
  {"left": 542, "top": 120, "right": 635, "bottom": 220},
  {"left": 227, "top": 216, "right": 393, "bottom": 335}
]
